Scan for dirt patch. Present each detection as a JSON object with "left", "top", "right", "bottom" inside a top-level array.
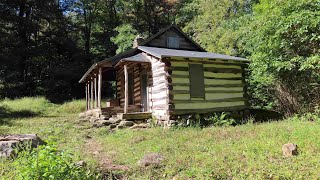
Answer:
[{"left": 83, "top": 138, "right": 129, "bottom": 172}]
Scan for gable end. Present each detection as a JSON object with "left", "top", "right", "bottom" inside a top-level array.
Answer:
[{"left": 141, "top": 25, "right": 206, "bottom": 52}]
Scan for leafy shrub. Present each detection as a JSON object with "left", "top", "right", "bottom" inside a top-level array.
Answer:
[
  {"left": 245, "top": 0, "right": 320, "bottom": 115},
  {"left": 204, "top": 112, "right": 236, "bottom": 127},
  {"left": 291, "top": 106, "right": 320, "bottom": 123},
  {"left": 3, "top": 142, "right": 97, "bottom": 180}
]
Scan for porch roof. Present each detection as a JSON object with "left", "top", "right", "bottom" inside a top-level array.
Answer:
[{"left": 114, "top": 53, "right": 150, "bottom": 67}]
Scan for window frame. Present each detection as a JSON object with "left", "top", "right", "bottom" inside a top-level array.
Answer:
[{"left": 188, "top": 63, "right": 205, "bottom": 99}]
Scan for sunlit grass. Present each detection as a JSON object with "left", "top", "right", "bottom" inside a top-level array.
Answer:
[
  {"left": 54, "top": 99, "right": 86, "bottom": 115},
  {"left": 94, "top": 119, "right": 320, "bottom": 179},
  {"left": 0, "top": 97, "right": 55, "bottom": 116},
  {"left": 0, "top": 97, "right": 85, "bottom": 117},
  {"left": 1, "top": 97, "right": 320, "bottom": 179}
]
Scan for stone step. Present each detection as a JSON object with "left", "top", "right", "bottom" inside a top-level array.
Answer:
[
  {"left": 107, "top": 117, "right": 121, "bottom": 124},
  {"left": 99, "top": 115, "right": 110, "bottom": 120},
  {"left": 93, "top": 120, "right": 110, "bottom": 128}
]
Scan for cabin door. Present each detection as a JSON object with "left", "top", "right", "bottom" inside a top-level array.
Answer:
[
  {"left": 141, "top": 71, "right": 149, "bottom": 112},
  {"left": 128, "top": 71, "right": 134, "bottom": 105}
]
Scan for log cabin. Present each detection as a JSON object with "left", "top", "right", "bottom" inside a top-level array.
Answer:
[{"left": 79, "top": 25, "right": 249, "bottom": 126}]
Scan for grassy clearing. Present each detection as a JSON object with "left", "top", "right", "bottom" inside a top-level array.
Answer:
[
  {"left": 94, "top": 118, "right": 320, "bottom": 179},
  {"left": 1, "top": 97, "right": 320, "bottom": 179}
]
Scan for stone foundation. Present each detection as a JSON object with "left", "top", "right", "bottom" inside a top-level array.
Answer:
[
  {"left": 79, "top": 109, "right": 250, "bottom": 129},
  {"left": 79, "top": 111, "right": 150, "bottom": 130}
]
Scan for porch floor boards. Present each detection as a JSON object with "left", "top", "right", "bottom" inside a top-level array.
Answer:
[{"left": 118, "top": 112, "right": 152, "bottom": 120}]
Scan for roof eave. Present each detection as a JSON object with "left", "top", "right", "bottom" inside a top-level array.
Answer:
[
  {"left": 137, "top": 46, "right": 162, "bottom": 58},
  {"left": 79, "top": 48, "right": 140, "bottom": 83},
  {"left": 161, "top": 55, "right": 249, "bottom": 62},
  {"left": 79, "top": 63, "right": 98, "bottom": 83}
]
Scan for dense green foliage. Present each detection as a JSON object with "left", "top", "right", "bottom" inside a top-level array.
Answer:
[
  {"left": 183, "top": 0, "right": 320, "bottom": 114},
  {"left": 246, "top": 0, "right": 320, "bottom": 114},
  {"left": 111, "top": 24, "right": 138, "bottom": 54}
]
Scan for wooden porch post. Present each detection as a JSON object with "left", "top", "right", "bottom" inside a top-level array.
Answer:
[
  {"left": 85, "top": 83, "right": 88, "bottom": 110},
  {"left": 124, "top": 64, "right": 128, "bottom": 114},
  {"left": 91, "top": 78, "right": 94, "bottom": 109},
  {"left": 94, "top": 75, "right": 98, "bottom": 108},
  {"left": 87, "top": 81, "right": 90, "bottom": 110},
  {"left": 87, "top": 83, "right": 90, "bottom": 110},
  {"left": 98, "top": 67, "right": 102, "bottom": 108}
]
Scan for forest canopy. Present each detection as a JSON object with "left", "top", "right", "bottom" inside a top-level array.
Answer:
[{"left": 0, "top": 0, "right": 319, "bottom": 114}]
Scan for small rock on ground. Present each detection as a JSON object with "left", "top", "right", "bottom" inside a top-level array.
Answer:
[
  {"left": 282, "top": 143, "right": 298, "bottom": 157},
  {"left": 93, "top": 120, "right": 110, "bottom": 128},
  {"left": 130, "top": 124, "right": 149, "bottom": 129},
  {"left": 119, "top": 121, "right": 134, "bottom": 127},
  {"left": 0, "top": 134, "right": 45, "bottom": 157},
  {"left": 75, "top": 160, "right": 87, "bottom": 167},
  {"left": 109, "top": 124, "right": 117, "bottom": 129},
  {"left": 116, "top": 125, "right": 125, "bottom": 129},
  {"left": 108, "top": 118, "right": 122, "bottom": 124},
  {"left": 138, "top": 153, "right": 164, "bottom": 167}
]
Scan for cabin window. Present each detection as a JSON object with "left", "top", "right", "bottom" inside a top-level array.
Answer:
[
  {"left": 189, "top": 64, "right": 205, "bottom": 98},
  {"left": 167, "top": 36, "right": 180, "bottom": 49}
]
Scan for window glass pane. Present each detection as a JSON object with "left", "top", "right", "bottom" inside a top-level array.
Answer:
[{"left": 189, "top": 64, "right": 205, "bottom": 98}]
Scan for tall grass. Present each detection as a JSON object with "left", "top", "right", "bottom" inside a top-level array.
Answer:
[
  {"left": 54, "top": 99, "right": 86, "bottom": 115},
  {"left": 0, "top": 97, "right": 86, "bottom": 117},
  {"left": 0, "top": 97, "right": 54, "bottom": 117}
]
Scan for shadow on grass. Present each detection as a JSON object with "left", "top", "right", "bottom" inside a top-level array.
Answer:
[
  {"left": 0, "top": 106, "right": 41, "bottom": 125},
  {"left": 248, "top": 109, "right": 284, "bottom": 122}
]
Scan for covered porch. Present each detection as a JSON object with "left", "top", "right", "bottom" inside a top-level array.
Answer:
[{"left": 83, "top": 53, "right": 152, "bottom": 119}]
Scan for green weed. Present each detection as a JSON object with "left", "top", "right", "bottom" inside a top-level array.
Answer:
[
  {"left": 204, "top": 112, "right": 236, "bottom": 127},
  {"left": 1, "top": 142, "right": 98, "bottom": 180}
]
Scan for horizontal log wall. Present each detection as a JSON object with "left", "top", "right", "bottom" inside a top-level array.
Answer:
[{"left": 169, "top": 57, "right": 248, "bottom": 115}]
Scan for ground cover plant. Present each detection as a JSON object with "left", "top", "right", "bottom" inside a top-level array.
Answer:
[
  {"left": 1, "top": 98, "right": 320, "bottom": 179},
  {"left": 2, "top": 143, "right": 98, "bottom": 180}
]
